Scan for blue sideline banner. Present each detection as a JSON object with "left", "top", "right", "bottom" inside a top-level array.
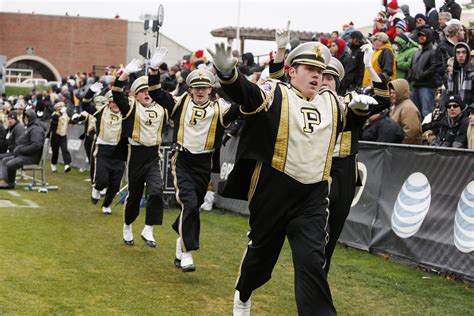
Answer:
[
  {"left": 217, "top": 138, "right": 474, "bottom": 281},
  {"left": 340, "top": 142, "right": 473, "bottom": 281}
]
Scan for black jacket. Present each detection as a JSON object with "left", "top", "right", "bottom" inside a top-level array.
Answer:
[
  {"left": 5, "top": 120, "right": 25, "bottom": 153},
  {"left": 341, "top": 44, "right": 365, "bottom": 93},
  {"left": 432, "top": 113, "right": 469, "bottom": 148},
  {"left": 408, "top": 29, "right": 440, "bottom": 88},
  {"left": 440, "top": 0, "right": 462, "bottom": 20},
  {"left": 13, "top": 110, "right": 45, "bottom": 163},
  {"left": 361, "top": 112, "right": 405, "bottom": 143}
]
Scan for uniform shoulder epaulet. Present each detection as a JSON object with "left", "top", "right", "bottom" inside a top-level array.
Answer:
[
  {"left": 318, "top": 87, "right": 338, "bottom": 100},
  {"left": 93, "top": 104, "right": 107, "bottom": 117}
]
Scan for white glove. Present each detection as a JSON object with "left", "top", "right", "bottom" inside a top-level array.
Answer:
[
  {"left": 60, "top": 107, "right": 67, "bottom": 114},
  {"left": 123, "top": 58, "right": 143, "bottom": 75},
  {"left": 348, "top": 94, "right": 378, "bottom": 111},
  {"left": 150, "top": 47, "right": 168, "bottom": 69},
  {"left": 361, "top": 43, "right": 374, "bottom": 68},
  {"left": 37, "top": 111, "right": 44, "bottom": 118},
  {"left": 275, "top": 21, "right": 291, "bottom": 49},
  {"left": 90, "top": 82, "right": 103, "bottom": 93},
  {"left": 71, "top": 113, "right": 81, "bottom": 120},
  {"left": 207, "top": 43, "right": 238, "bottom": 74}
]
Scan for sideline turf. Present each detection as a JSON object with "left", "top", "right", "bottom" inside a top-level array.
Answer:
[{"left": 0, "top": 168, "right": 472, "bottom": 315}]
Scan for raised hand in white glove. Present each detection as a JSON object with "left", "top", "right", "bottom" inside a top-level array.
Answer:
[
  {"left": 207, "top": 43, "right": 238, "bottom": 75},
  {"left": 150, "top": 47, "right": 168, "bottom": 69},
  {"left": 71, "top": 113, "right": 81, "bottom": 121},
  {"left": 37, "top": 111, "right": 44, "bottom": 118},
  {"left": 361, "top": 43, "right": 374, "bottom": 68},
  {"left": 348, "top": 94, "right": 378, "bottom": 111},
  {"left": 275, "top": 21, "right": 291, "bottom": 49},
  {"left": 90, "top": 82, "right": 103, "bottom": 93},
  {"left": 123, "top": 58, "right": 143, "bottom": 75},
  {"left": 60, "top": 107, "right": 67, "bottom": 115}
]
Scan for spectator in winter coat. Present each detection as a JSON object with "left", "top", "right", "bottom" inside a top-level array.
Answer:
[
  {"left": 437, "top": 11, "right": 452, "bottom": 42},
  {"left": 0, "top": 110, "right": 45, "bottom": 189},
  {"left": 362, "top": 32, "right": 396, "bottom": 87},
  {"left": 408, "top": 28, "right": 440, "bottom": 118},
  {"left": 447, "top": 42, "right": 473, "bottom": 107},
  {"left": 394, "top": 33, "right": 419, "bottom": 80},
  {"left": 424, "top": 0, "right": 440, "bottom": 30},
  {"left": 386, "top": 0, "right": 405, "bottom": 41},
  {"left": 329, "top": 38, "right": 350, "bottom": 72},
  {"left": 440, "top": 0, "right": 462, "bottom": 20},
  {"left": 400, "top": 4, "right": 416, "bottom": 32},
  {"left": 467, "top": 104, "right": 474, "bottom": 149},
  {"left": 0, "top": 111, "right": 25, "bottom": 160},
  {"left": 340, "top": 31, "right": 366, "bottom": 93},
  {"left": 361, "top": 110, "right": 405, "bottom": 143},
  {"left": 432, "top": 94, "right": 469, "bottom": 148},
  {"left": 389, "top": 79, "right": 422, "bottom": 144}
]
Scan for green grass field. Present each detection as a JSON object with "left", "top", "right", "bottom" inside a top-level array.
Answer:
[{"left": 0, "top": 168, "right": 472, "bottom": 315}]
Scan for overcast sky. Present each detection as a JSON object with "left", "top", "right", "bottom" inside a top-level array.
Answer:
[{"left": 1, "top": 0, "right": 470, "bottom": 57}]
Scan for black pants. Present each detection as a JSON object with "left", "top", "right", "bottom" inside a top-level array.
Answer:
[
  {"left": 171, "top": 150, "right": 212, "bottom": 252},
  {"left": 325, "top": 155, "right": 357, "bottom": 273},
  {"left": 236, "top": 162, "right": 336, "bottom": 316},
  {"left": 124, "top": 145, "right": 164, "bottom": 226},
  {"left": 51, "top": 135, "right": 72, "bottom": 165},
  {"left": 1, "top": 155, "right": 39, "bottom": 184},
  {"left": 93, "top": 145, "right": 125, "bottom": 208}
]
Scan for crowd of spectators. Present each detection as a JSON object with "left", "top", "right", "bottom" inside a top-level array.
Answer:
[{"left": 0, "top": 0, "right": 473, "bottom": 183}]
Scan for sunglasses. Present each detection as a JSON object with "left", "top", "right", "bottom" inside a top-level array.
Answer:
[{"left": 446, "top": 103, "right": 460, "bottom": 109}]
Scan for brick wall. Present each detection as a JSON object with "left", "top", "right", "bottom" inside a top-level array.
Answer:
[{"left": 0, "top": 12, "right": 127, "bottom": 78}]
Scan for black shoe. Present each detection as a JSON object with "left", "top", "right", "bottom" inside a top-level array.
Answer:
[
  {"left": 91, "top": 197, "right": 99, "bottom": 205},
  {"left": 123, "top": 239, "right": 135, "bottom": 246},
  {"left": 174, "top": 258, "right": 181, "bottom": 268},
  {"left": 141, "top": 235, "right": 156, "bottom": 248},
  {"left": 181, "top": 264, "right": 196, "bottom": 272}
]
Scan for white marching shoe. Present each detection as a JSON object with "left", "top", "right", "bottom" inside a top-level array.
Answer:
[
  {"left": 200, "top": 191, "right": 215, "bottom": 211},
  {"left": 233, "top": 290, "right": 251, "bottom": 316},
  {"left": 51, "top": 164, "right": 57, "bottom": 172},
  {"left": 91, "top": 187, "right": 100, "bottom": 204},
  {"left": 141, "top": 225, "right": 156, "bottom": 247},
  {"left": 180, "top": 251, "right": 195, "bottom": 272},
  {"left": 123, "top": 223, "right": 134, "bottom": 245},
  {"left": 174, "top": 237, "right": 183, "bottom": 268},
  {"left": 64, "top": 164, "right": 71, "bottom": 173},
  {"left": 102, "top": 206, "right": 112, "bottom": 215}
]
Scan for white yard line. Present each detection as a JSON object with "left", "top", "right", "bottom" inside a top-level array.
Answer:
[{"left": 7, "top": 190, "right": 21, "bottom": 197}]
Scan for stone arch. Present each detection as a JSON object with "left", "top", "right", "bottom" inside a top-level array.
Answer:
[{"left": 6, "top": 55, "right": 62, "bottom": 82}]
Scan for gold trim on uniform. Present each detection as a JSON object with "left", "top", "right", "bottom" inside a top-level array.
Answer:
[
  {"left": 148, "top": 84, "right": 161, "bottom": 91},
  {"left": 82, "top": 97, "right": 93, "bottom": 103},
  {"left": 170, "top": 151, "right": 187, "bottom": 251},
  {"left": 351, "top": 108, "right": 370, "bottom": 116},
  {"left": 111, "top": 86, "right": 123, "bottom": 92},
  {"left": 204, "top": 102, "right": 219, "bottom": 150},
  {"left": 340, "top": 131, "right": 352, "bottom": 157},
  {"left": 240, "top": 81, "right": 277, "bottom": 115},
  {"left": 219, "top": 69, "right": 239, "bottom": 85},
  {"left": 177, "top": 95, "right": 192, "bottom": 145},
  {"left": 374, "top": 88, "right": 390, "bottom": 97},
  {"left": 271, "top": 87, "right": 289, "bottom": 172},
  {"left": 270, "top": 67, "right": 285, "bottom": 79},
  {"left": 131, "top": 101, "right": 142, "bottom": 142},
  {"left": 292, "top": 58, "right": 326, "bottom": 69},
  {"left": 322, "top": 92, "right": 339, "bottom": 180},
  {"left": 247, "top": 161, "right": 262, "bottom": 202}
]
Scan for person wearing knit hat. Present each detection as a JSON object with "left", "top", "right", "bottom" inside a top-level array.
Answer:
[
  {"left": 329, "top": 38, "right": 350, "bottom": 71},
  {"left": 373, "top": 11, "right": 387, "bottom": 35},
  {"left": 48, "top": 101, "right": 72, "bottom": 173},
  {"left": 400, "top": 4, "right": 416, "bottom": 32},
  {"left": 385, "top": 0, "right": 405, "bottom": 40},
  {"left": 395, "top": 19, "right": 407, "bottom": 34},
  {"left": 432, "top": 94, "right": 469, "bottom": 148},
  {"left": 76, "top": 82, "right": 126, "bottom": 216},
  {"left": 394, "top": 32, "right": 419, "bottom": 79},
  {"left": 147, "top": 49, "right": 241, "bottom": 273},
  {"left": 208, "top": 32, "right": 341, "bottom": 313},
  {"left": 112, "top": 57, "right": 169, "bottom": 249},
  {"left": 423, "top": 0, "right": 440, "bottom": 30}
]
